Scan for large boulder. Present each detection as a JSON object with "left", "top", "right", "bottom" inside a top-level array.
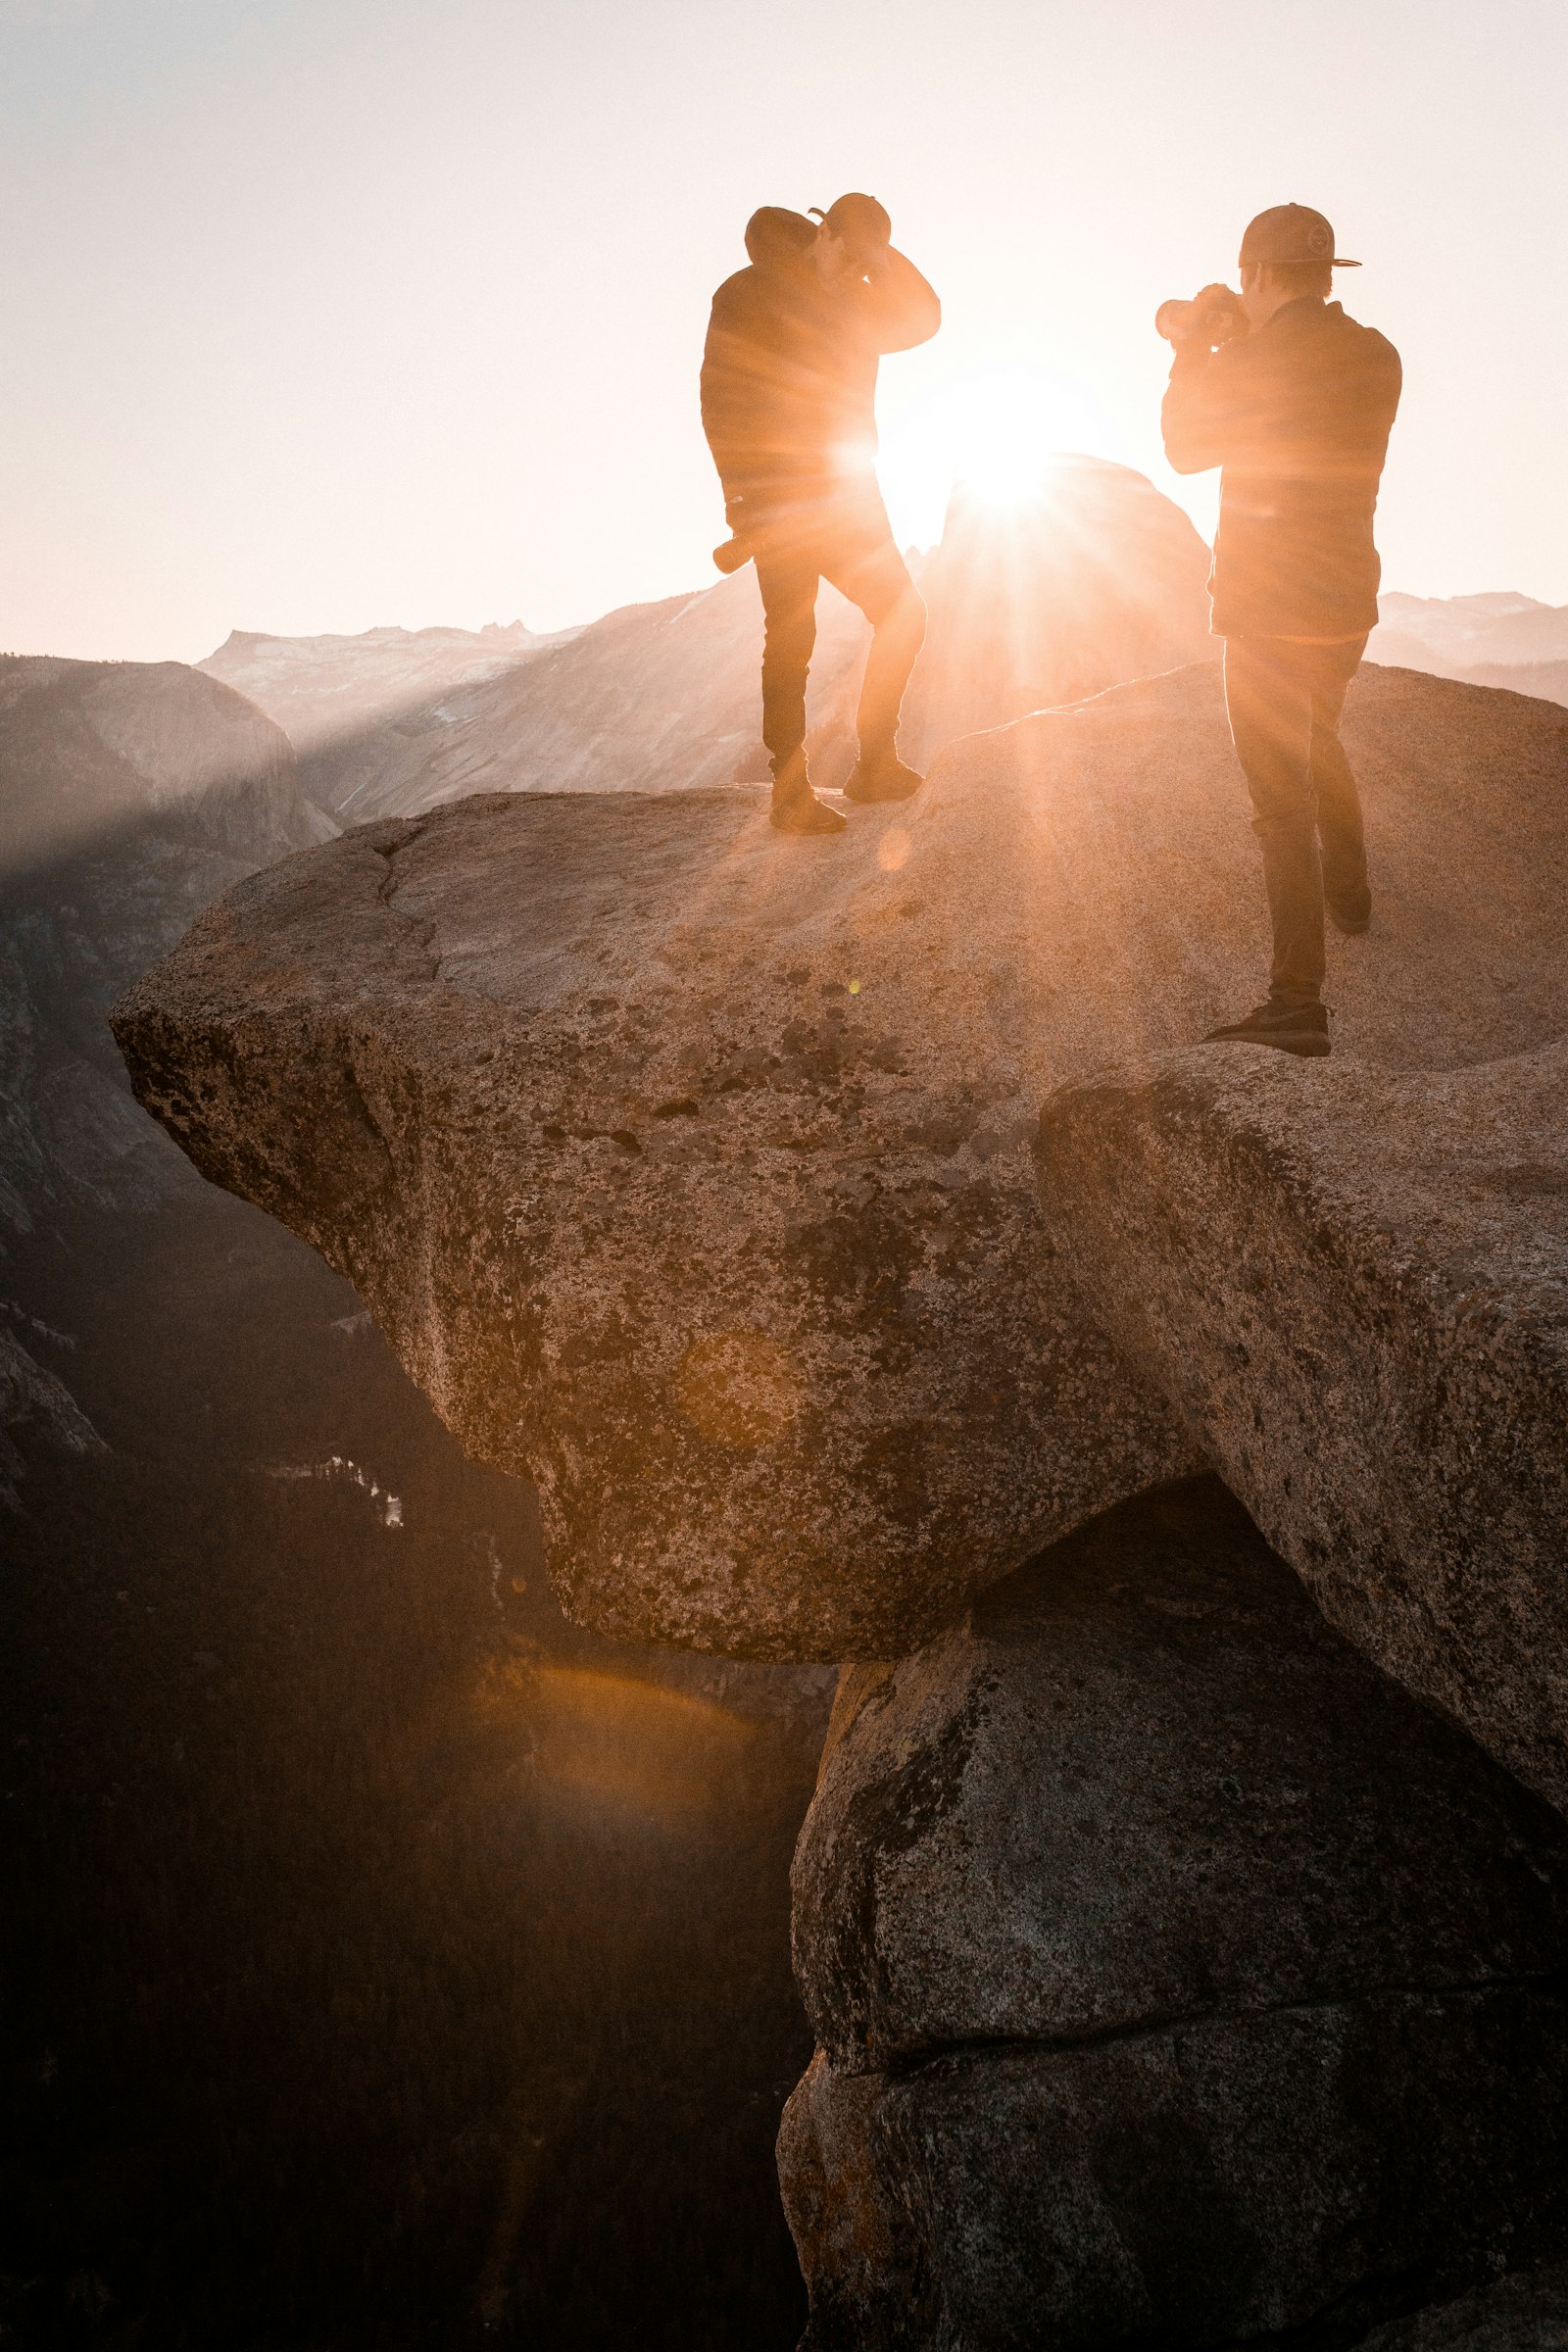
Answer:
[
  {"left": 779, "top": 1479, "right": 1568, "bottom": 2350},
  {"left": 111, "top": 663, "right": 1568, "bottom": 1661},
  {"left": 1036, "top": 1033, "right": 1568, "bottom": 1812}
]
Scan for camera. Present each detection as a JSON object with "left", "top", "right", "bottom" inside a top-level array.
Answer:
[{"left": 1155, "top": 286, "right": 1249, "bottom": 347}]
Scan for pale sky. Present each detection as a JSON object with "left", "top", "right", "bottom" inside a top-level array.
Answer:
[{"left": 2, "top": 0, "right": 1564, "bottom": 662}]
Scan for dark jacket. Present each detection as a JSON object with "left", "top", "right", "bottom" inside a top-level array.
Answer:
[
  {"left": 701, "top": 214, "right": 940, "bottom": 515},
  {"left": 1162, "top": 297, "right": 1401, "bottom": 638}
]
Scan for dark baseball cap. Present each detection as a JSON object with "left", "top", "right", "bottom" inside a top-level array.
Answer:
[{"left": 1239, "top": 204, "right": 1360, "bottom": 270}]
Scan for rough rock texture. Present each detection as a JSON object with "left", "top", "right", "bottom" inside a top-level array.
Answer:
[
  {"left": 215, "top": 460, "right": 1212, "bottom": 823},
  {"left": 779, "top": 1480, "right": 1568, "bottom": 2350},
  {"left": 1036, "top": 1033, "right": 1568, "bottom": 1812},
  {"left": 1021, "top": 657, "right": 1568, "bottom": 1807},
  {"left": 1355, "top": 2262, "right": 1568, "bottom": 2348},
  {"left": 112, "top": 662, "right": 1568, "bottom": 1659},
  {"left": 0, "top": 1328, "right": 104, "bottom": 1507}
]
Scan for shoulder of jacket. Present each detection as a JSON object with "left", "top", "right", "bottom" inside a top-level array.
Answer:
[
  {"left": 710, "top": 268, "right": 758, "bottom": 317},
  {"left": 1338, "top": 313, "right": 1402, "bottom": 369},
  {"left": 1331, "top": 306, "right": 1393, "bottom": 345}
]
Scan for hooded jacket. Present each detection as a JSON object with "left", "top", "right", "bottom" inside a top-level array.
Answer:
[
  {"left": 701, "top": 208, "right": 940, "bottom": 514},
  {"left": 1162, "top": 297, "right": 1401, "bottom": 639}
]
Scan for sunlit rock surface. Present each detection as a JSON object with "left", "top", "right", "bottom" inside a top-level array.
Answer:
[
  {"left": 112, "top": 662, "right": 1568, "bottom": 1660},
  {"left": 779, "top": 1480, "right": 1568, "bottom": 2350},
  {"left": 1023, "top": 658, "right": 1568, "bottom": 1807}
]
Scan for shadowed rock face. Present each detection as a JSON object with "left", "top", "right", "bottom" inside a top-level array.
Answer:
[
  {"left": 0, "top": 654, "right": 332, "bottom": 878},
  {"left": 1, "top": 655, "right": 334, "bottom": 1483},
  {"left": 1355, "top": 2260, "right": 1568, "bottom": 2348},
  {"left": 780, "top": 1481, "right": 1568, "bottom": 2350},
  {"left": 111, "top": 662, "right": 1568, "bottom": 1663},
  {"left": 0, "top": 655, "right": 331, "bottom": 1244}
]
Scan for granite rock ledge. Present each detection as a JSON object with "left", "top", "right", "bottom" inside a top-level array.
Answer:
[
  {"left": 111, "top": 663, "right": 1568, "bottom": 1661},
  {"left": 1037, "top": 1033, "right": 1568, "bottom": 1810}
]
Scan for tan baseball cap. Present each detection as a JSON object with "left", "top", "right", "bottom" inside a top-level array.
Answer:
[{"left": 1240, "top": 204, "right": 1360, "bottom": 269}]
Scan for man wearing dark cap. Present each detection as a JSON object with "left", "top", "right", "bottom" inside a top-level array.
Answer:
[
  {"left": 1162, "top": 203, "right": 1401, "bottom": 1054},
  {"left": 701, "top": 193, "right": 941, "bottom": 834}
]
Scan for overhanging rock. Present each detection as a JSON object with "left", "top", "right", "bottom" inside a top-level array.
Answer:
[
  {"left": 1037, "top": 1032, "right": 1568, "bottom": 1810},
  {"left": 112, "top": 663, "right": 1568, "bottom": 1661}
]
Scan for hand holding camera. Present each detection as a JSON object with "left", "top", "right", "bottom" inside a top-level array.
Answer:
[{"left": 1155, "top": 282, "right": 1249, "bottom": 349}]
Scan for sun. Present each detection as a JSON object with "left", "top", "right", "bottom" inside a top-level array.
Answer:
[{"left": 877, "top": 365, "right": 1106, "bottom": 543}]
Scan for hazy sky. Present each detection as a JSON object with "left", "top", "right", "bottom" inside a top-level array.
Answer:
[{"left": 3, "top": 0, "right": 1563, "bottom": 662}]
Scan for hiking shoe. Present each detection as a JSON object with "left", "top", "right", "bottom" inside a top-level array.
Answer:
[
  {"left": 844, "top": 753, "right": 923, "bottom": 804},
  {"left": 770, "top": 786, "right": 847, "bottom": 836},
  {"left": 1203, "top": 1000, "right": 1330, "bottom": 1057},
  {"left": 1327, "top": 886, "right": 1372, "bottom": 936}
]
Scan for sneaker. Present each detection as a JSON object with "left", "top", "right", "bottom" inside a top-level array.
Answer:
[
  {"left": 1203, "top": 999, "right": 1330, "bottom": 1057},
  {"left": 1327, "top": 886, "right": 1372, "bottom": 936},
  {"left": 843, "top": 752, "right": 923, "bottom": 804},
  {"left": 770, "top": 785, "right": 847, "bottom": 835}
]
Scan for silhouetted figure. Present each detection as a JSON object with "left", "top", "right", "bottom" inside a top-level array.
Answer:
[
  {"left": 702, "top": 195, "right": 941, "bottom": 834},
  {"left": 1160, "top": 204, "right": 1401, "bottom": 1054}
]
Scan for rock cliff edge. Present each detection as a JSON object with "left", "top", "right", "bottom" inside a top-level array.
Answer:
[{"left": 112, "top": 665, "right": 1568, "bottom": 1794}]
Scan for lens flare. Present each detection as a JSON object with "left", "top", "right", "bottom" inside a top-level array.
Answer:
[{"left": 878, "top": 365, "right": 1112, "bottom": 542}]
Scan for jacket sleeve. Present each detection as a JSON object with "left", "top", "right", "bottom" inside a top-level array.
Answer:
[
  {"left": 700, "top": 281, "right": 765, "bottom": 501},
  {"left": 1160, "top": 339, "right": 1250, "bottom": 475},
  {"left": 861, "top": 250, "right": 941, "bottom": 354},
  {"left": 1370, "top": 332, "right": 1403, "bottom": 438}
]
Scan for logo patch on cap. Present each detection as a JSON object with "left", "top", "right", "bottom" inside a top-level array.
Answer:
[{"left": 1306, "top": 220, "right": 1332, "bottom": 256}]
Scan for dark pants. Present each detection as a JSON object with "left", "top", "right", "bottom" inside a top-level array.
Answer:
[
  {"left": 752, "top": 489, "right": 926, "bottom": 785},
  {"left": 1223, "top": 633, "right": 1370, "bottom": 1007}
]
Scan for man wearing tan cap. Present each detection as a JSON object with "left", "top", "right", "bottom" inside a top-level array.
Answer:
[{"left": 1161, "top": 204, "right": 1402, "bottom": 1055}]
